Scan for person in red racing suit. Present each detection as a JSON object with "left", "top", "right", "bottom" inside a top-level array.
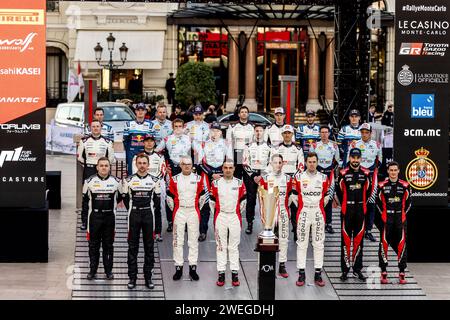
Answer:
[
  {"left": 336, "top": 148, "right": 374, "bottom": 281},
  {"left": 376, "top": 161, "right": 412, "bottom": 285}
]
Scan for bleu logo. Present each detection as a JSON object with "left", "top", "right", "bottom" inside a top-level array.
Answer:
[{"left": 411, "top": 94, "right": 434, "bottom": 118}]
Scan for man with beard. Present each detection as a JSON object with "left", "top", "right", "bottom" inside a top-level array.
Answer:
[{"left": 336, "top": 148, "right": 373, "bottom": 281}]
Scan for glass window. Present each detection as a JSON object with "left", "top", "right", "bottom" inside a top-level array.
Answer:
[
  {"left": 68, "top": 106, "right": 82, "bottom": 122},
  {"left": 56, "top": 105, "right": 70, "bottom": 120},
  {"left": 103, "top": 106, "right": 134, "bottom": 121}
]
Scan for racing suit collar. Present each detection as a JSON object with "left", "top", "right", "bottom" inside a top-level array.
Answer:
[
  {"left": 143, "top": 149, "right": 155, "bottom": 155},
  {"left": 239, "top": 120, "right": 249, "bottom": 126},
  {"left": 275, "top": 122, "right": 284, "bottom": 128},
  {"left": 307, "top": 123, "right": 315, "bottom": 128},
  {"left": 91, "top": 134, "right": 101, "bottom": 140},
  {"left": 136, "top": 172, "right": 149, "bottom": 179},
  {"left": 135, "top": 118, "right": 146, "bottom": 124},
  {"left": 282, "top": 142, "right": 293, "bottom": 147},
  {"left": 97, "top": 173, "right": 110, "bottom": 181}
]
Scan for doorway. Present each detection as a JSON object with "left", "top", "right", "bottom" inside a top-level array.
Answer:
[{"left": 264, "top": 49, "right": 298, "bottom": 112}]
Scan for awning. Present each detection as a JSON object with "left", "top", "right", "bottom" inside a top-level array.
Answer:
[{"left": 74, "top": 31, "right": 165, "bottom": 70}]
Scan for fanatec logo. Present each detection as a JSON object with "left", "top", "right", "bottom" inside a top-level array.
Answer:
[
  {"left": 398, "top": 65, "right": 449, "bottom": 86},
  {"left": 0, "top": 147, "right": 36, "bottom": 168},
  {"left": 0, "top": 32, "right": 37, "bottom": 52}
]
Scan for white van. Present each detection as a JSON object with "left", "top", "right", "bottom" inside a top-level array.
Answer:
[{"left": 54, "top": 102, "right": 136, "bottom": 140}]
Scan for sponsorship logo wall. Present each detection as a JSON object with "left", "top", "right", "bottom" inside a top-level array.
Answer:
[
  {"left": 0, "top": 0, "right": 46, "bottom": 208},
  {"left": 395, "top": 0, "right": 450, "bottom": 206}
]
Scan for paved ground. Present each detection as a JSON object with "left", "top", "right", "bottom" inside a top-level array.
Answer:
[{"left": 0, "top": 154, "right": 449, "bottom": 299}]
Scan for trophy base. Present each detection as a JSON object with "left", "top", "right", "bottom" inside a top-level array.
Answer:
[{"left": 255, "top": 235, "right": 279, "bottom": 252}]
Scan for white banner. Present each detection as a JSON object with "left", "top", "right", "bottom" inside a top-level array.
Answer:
[{"left": 46, "top": 123, "right": 83, "bottom": 154}]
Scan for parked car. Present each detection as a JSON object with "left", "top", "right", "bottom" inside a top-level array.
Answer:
[
  {"left": 53, "top": 102, "right": 136, "bottom": 140},
  {"left": 217, "top": 112, "right": 274, "bottom": 127}
]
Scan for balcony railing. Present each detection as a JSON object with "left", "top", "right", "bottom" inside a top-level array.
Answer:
[{"left": 47, "top": 0, "right": 59, "bottom": 12}]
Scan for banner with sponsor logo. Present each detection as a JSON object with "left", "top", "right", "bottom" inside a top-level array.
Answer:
[
  {"left": 395, "top": 0, "right": 450, "bottom": 206},
  {"left": 0, "top": 0, "right": 46, "bottom": 208}
]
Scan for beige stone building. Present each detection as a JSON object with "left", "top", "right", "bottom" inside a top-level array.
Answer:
[{"left": 46, "top": 1, "right": 394, "bottom": 113}]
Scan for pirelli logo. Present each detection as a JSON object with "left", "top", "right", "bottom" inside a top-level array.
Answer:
[{"left": 0, "top": 9, "right": 44, "bottom": 25}]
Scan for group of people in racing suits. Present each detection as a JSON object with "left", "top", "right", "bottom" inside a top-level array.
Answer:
[{"left": 76, "top": 103, "right": 411, "bottom": 290}]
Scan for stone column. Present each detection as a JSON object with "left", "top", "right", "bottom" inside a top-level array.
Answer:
[
  {"left": 325, "top": 34, "right": 335, "bottom": 109},
  {"left": 244, "top": 36, "right": 257, "bottom": 111},
  {"left": 306, "top": 28, "right": 321, "bottom": 111},
  {"left": 227, "top": 35, "right": 240, "bottom": 110},
  {"left": 385, "top": 26, "right": 395, "bottom": 107}
]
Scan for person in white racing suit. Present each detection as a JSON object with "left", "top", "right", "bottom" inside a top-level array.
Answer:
[
  {"left": 209, "top": 160, "right": 246, "bottom": 287},
  {"left": 166, "top": 156, "right": 208, "bottom": 282},
  {"left": 259, "top": 154, "right": 295, "bottom": 278},
  {"left": 242, "top": 124, "right": 271, "bottom": 235},
  {"left": 293, "top": 152, "right": 331, "bottom": 287},
  {"left": 264, "top": 107, "right": 293, "bottom": 147},
  {"left": 226, "top": 106, "right": 254, "bottom": 179}
]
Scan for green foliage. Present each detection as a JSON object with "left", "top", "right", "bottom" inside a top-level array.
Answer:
[{"left": 175, "top": 62, "right": 216, "bottom": 107}]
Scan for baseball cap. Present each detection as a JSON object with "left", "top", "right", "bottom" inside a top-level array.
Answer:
[
  {"left": 359, "top": 123, "right": 372, "bottom": 132},
  {"left": 349, "top": 109, "right": 360, "bottom": 116},
  {"left": 349, "top": 148, "right": 362, "bottom": 157},
  {"left": 306, "top": 109, "right": 315, "bottom": 116},
  {"left": 274, "top": 107, "right": 285, "bottom": 114},
  {"left": 143, "top": 134, "right": 155, "bottom": 141},
  {"left": 193, "top": 105, "right": 204, "bottom": 114},
  {"left": 136, "top": 102, "right": 146, "bottom": 110},
  {"left": 210, "top": 122, "right": 221, "bottom": 130},
  {"left": 281, "top": 124, "right": 294, "bottom": 133}
]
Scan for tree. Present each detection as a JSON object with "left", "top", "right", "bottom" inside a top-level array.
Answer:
[{"left": 175, "top": 62, "right": 216, "bottom": 107}]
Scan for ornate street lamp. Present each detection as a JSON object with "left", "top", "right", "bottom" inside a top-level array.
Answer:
[{"left": 94, "top": 33, "right": 128, "bottom": 101}]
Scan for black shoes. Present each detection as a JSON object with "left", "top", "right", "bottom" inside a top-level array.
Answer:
[
  {"left": 145, "top": 278, "right": 155, "bottom": 289},
  {"left": 353, "top": 271, "right": 367, "bottom": 281},
  {"left": 127, "top": 278, "right": 136, "bottom": 289},
  {"left": 231, "top": 271, "right": 240, "bottom": 286},
  {"left": 167, "top": 222, "right": 173, "bottom": 233},
  {"left": 278, "top": 263, "right": 289, "bottom": 278},
  {"left": 296, "top": 270, "right": 306, "bottom": 286},
  {"left": 173, "top": 266, "right": 183, "bottom": 280},
  {"left": 106, "top": 272, "right": 114, "bottom": 280},
  {"left": 245, "top": 222, "right": 253, "bottom": 235},
  {"left": 155, "top": 234, "right": 163, "bottom": 242},
  {"left": 216, "top": 272, "right": 225, "bottom": 286},
  {"left": 189, "top": 265, "right": 200, "bottom": 281},
  {"left": 80, "top": 222, "right": 87, "bottom": 231},
  {"left": 325, "top": 224, "right": 335, "bottom": 234},
  {"left": 86, "top": 271, "right": 96, "bottom": 280},
  {"left": 365, "top": 231, "right": 377, "bottom": 242},
  {"left": 198, "top": 233, "right": 207, "bottom": 242},
  {"left": 340, "top": 272, "right": 348, "bottom": 281}
]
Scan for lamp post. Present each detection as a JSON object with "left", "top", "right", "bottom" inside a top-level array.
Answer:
[{"left": 94, "top": 33, "right": 128, "bottom": 101}]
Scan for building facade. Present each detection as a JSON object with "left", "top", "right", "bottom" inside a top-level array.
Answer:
[{"left": 46, "top": 1, "right": 394, "bottom": 113}]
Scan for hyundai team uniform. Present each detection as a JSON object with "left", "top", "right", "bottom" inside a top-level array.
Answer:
[
  {"left": 196, "top": 125, "right": 233, "bottom": 237},
  {"left": 151, "top": 118, "right": 173, "bottom": 146},
  {"left": 310, "top": 140, "right": 339, "bottom": 231}
]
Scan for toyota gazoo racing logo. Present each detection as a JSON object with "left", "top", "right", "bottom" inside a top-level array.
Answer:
[
  {"left": 0, "top": 147, "right": 37, "bottom": 168},
  {"left": 0, "top": 32, "right": 37, "bottom": 52},
  {"left": 399, "top": 42, "right": 449, "bottom": 56}
]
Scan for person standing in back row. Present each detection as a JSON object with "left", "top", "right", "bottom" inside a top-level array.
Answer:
[{"left": 226, "top": 106, "right": 254, "bottom": 179}]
